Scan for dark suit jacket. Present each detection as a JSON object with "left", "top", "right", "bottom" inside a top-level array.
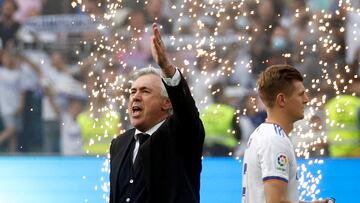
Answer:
[{"left": 110, "top": 74, "right": 205, "bottom": 203}]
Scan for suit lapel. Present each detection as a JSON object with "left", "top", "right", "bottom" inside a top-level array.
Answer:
[
  {"left": 140, "top": 133, "right": 151, "bottom": 188},
  {"left": 139, "top": 120, "right": 169, "bottom": 188},
  {"left": 112, "top": 129, "right": 135, "bottom": 201}
]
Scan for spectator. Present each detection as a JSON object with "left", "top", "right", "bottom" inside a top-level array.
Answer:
[
  {"left": 249, "top": 0, "right": 279, "bottom": 75},
  {"left": 268, "top": 25, "right": 293, "bottom": 66},
  {"left": 60, "top": 97, "right": 85, "bottom": 156},
  {"left": 0, "top": 49, "right": 24, "bottom": 152},
  {"left": 0, "top": 0, "right": 20, "bottom": 47},
  {"left": 234, "top": 94, "right": 259, "bottom": 157},
  {"left": 101, "top": 63, "right": 130, "bottom": 130},
  {"left": 144, "top": 0, "right": 172, "bottom": 34},
  {"left": 242, "top": 94, "right": 267, "bottom": 128},
  {"left": 189, "top": 51, "right": 226, "bottom": 112},
  {"left": 78, "top": 73, "right": 121, "bottom": 155},
  {"left": 17, "top": 51, "right": 44, "bottom": 152},
  {"left": 201, "top": 82, "right": 241, "bottom": 156},
  {"left": 291, "top": 105, "right": 329, "bottom": 158},
  {"left": 82, "top": 0, "right": 103, "bottom": 17},
  {"left": 13, "top": 0, "right": 43, "bottom": 23},
  {"left": 42, "top": 51, "right": 84, "bottom": 154},
  {"left": 122, "top": 9, "right": 152, "bottom": 69},
  {"left": 325, "top": 79, "right": 360, "bottom": 157},
  {"left": 307, "top": 114, "right": 329, "bottom": 157}
]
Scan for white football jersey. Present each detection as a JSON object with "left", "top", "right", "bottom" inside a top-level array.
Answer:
[{"left": 242, "top": 123, "right": 298, "bottom": 203}]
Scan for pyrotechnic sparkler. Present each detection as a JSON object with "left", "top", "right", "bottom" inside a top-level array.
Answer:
[{"left": 71, "top": 0, "right": 359, "bottom": 201}]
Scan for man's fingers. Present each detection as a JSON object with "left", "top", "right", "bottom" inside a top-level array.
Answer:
[
  {"left": 152, "top": 36, "right": 157, "bottom": 47},
  {"left": 151, "top": 36, "right": 157, "bottom": 52},
  {"left": 153, "top": 23, "right": 160, "bottom": 36},
  {"left": 152, "top": 30, "right": 161, "bottom": 48},
  {"left": 153, "top": 42, "right": 167, "bottom": 66},
  {"left": 152, "top": 23, "right": 163, "bottom": 43},
  {"left": 152, "top": 36, "right": 161, "bottom": 53},
  {"left": 152, "top": 23, "right": 169, "bottom": 68},
  {"left": 153, "top": 34, "right": 165, "bottom": 57},
  {"left": 152, "top": 36, "right": 164, "bottom": 64},
  {"left": 152, "top": 23, "right": 157, "bottom": 31}
]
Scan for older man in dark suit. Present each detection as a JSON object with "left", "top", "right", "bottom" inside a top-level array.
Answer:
[{"left": 109, "top": 24, "right": 205, "bottom": 203}]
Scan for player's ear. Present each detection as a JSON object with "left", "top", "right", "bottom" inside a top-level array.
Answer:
[
  {"left": 161, "top": 98, "right": 172, "bottom": 112},
  {"left": 276, "top": 93, "right": 286, "bottom": 108}
]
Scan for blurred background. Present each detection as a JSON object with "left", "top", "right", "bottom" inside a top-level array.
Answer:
[{"left": 0, "top": 0, "right": 359, "bottom": 202}]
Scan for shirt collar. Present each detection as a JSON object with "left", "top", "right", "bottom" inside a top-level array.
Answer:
[{"left": 134, "top": 120, "right": 165, "bottom": 140}]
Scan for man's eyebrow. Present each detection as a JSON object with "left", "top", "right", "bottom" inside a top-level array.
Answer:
[
  {"left": 131, "top": 86, "right": 152, "bottom": 91},
  {"left": 298, "top": 90, "right": 305, "bottom": 95}
]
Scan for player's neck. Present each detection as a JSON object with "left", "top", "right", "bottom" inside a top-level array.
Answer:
[{"left": 265, "top": 113, "right": 294, "bottom": 135}]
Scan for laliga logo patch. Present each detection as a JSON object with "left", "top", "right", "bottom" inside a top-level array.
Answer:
[{"left": 276, "top": 153, "right": 288, "bottom": 172}]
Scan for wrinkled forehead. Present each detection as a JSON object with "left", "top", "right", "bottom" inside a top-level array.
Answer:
[{"left": 131, "top": 74, "right": 162, "bottom": 89}]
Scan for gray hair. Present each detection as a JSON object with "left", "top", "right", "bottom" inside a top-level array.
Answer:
[{"left": 130, "top": 66, "right": 169, "bottom": 98}]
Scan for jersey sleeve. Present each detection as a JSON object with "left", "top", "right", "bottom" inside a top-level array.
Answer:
[{"left": 259, "top": 135, "right": 293, "bottom": 183}]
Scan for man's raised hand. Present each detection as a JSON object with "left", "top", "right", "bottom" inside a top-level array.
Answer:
[{"left": 151, "top": 23, "right": 175, "bottom": 77}]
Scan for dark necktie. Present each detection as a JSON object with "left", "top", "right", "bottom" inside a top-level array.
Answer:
[
  {"left": 138, "top": 133, "right": 150, "bottom": 146},
  {"left": 133, "top": 133, "right": 150, "bottom": 167}
]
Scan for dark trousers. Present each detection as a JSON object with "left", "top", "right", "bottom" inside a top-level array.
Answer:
[{"left": 19, "top": 90, "right": 43, "bottom": 152}]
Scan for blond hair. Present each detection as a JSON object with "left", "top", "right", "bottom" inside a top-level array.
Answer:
[{"left": 257, "top": 64, "right": 303, "bottom": 108}]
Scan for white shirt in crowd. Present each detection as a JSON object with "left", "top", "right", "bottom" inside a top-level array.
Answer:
[
  {"left": 242, "top": 123, "right": 298, "bottom": 203},
  {"left": 60, "top": 112, "right": 83, "bottom": 156},
  {"left": 0, "top": 67, "right": 23, "bottom": 116}
]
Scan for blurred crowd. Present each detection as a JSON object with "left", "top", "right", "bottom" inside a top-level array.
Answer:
[{"left": 0, "top": 0, "right": 359, "bottom": 158}]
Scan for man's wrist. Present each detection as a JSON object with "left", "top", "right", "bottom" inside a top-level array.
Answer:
[
  {"left": 161, "top": 64, "right": 176, "bottom": 78},
  {"left": 162, "top": 68, "right": 181, "bottom": 86}
]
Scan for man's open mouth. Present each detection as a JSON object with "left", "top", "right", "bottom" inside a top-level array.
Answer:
[{"left": 132, "top": 106, "right": 143, "bottom": 116}]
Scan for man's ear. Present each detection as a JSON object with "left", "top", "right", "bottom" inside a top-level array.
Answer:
[
  {"left": 276, "top": 93, "right": 286, "bottom": 108},
  {"left": 161, "top": 98, "right": 172, "bottom": 111}
]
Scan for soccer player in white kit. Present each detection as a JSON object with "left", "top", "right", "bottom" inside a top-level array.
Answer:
[{"left": 242, "top": 65, "right": 330, "bottom": 203}]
